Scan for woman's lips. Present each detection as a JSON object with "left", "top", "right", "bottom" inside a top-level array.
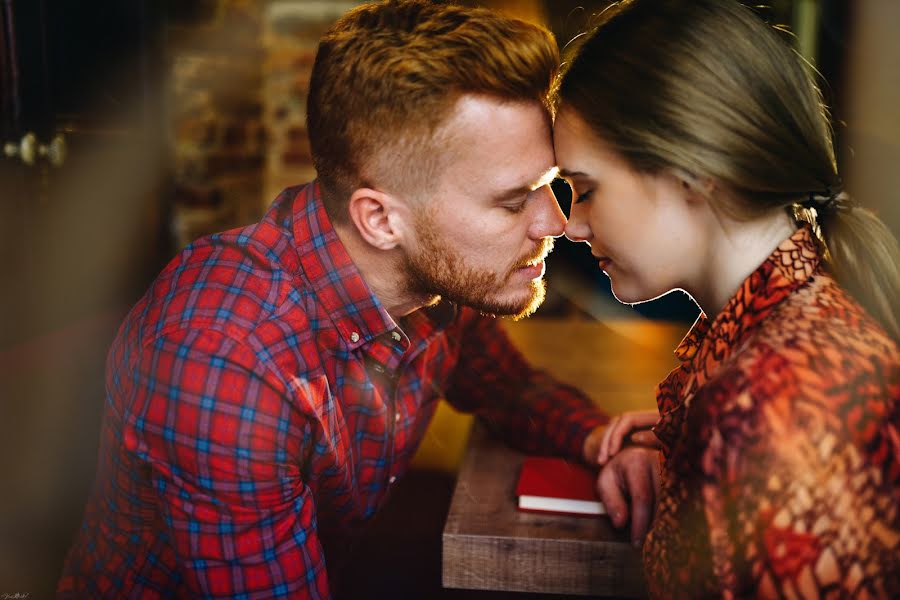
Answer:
[{"left": 595, "top": 256, "right": 612, "bottom": 271}]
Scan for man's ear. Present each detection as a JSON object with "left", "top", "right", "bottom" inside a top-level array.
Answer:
[{"left": 347, "top": 187, "right": 405, "bottom": 250}]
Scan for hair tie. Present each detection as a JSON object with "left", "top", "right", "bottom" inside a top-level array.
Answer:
[{"left": 797, "top": 183, "right": 854, "bottom": 214}]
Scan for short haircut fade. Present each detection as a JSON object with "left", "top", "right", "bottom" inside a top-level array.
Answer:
[{"left": 307, "top": 0, "right": 559, "bottom": 222}]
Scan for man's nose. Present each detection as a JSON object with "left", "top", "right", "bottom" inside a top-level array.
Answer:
[{"left": 530, "top": 185, "right": 567, "bottom": 239}]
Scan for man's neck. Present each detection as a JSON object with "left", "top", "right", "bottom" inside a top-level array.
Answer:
[{"left": 333, "top": 223, "right": 436, "bottom": 320}]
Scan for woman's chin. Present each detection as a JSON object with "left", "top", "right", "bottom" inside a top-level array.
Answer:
[
  {"left": 609, "top": 281, "right": 656, "bottom": 306},
  {"left": 610, "top": 280, "right": 681, "bottom": 306}
]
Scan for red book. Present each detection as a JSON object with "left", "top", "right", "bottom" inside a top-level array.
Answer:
[{"left": 515, "top": 456, "right": 606, "bottom": 517}]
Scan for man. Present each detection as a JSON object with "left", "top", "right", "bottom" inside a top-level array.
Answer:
[{"left": 58, "top": 2, "right": 617, "bottom": 597}]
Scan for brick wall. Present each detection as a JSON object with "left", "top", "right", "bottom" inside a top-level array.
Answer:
[
  {"left": 168, "top": 0, "right": 266, "bottom": 248},
  {"left": 167, "top": 0, "right": 365, "bottom": 248},
  {"left": 259, "top": 0, "right": 544, "bottom": 206},
  {"left": 262, "top": 1, "right": 360, "bottom": 204},
  {"left": 167, "top": 0, "right": 544, "bottom": 248}
]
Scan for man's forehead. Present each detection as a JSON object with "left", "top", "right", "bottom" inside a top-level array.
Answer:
[
  {"left": 490, "top": 166, "right": 558, "bottom": 202},
  {"left": 532, "top": 166, "right": 560, "bottom": 190},
  {"left": 428, "top": 94, "right": 556, "bottom": 197}
]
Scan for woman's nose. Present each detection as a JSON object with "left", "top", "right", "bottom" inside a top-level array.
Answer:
[{"left": 564, "top": 203, "right": 592, "bottom": 243}]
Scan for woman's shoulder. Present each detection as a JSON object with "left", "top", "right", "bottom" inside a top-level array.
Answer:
[
  {"left": 750, "top": 271, "right": 899, "bottom": 372},
  {"left": 717, "top": 272, "right": 897, "bottom": 408},
  {"left": 688, "top": 272, "right": 898, "bottom": 466}
]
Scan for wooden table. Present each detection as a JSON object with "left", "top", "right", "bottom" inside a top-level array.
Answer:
[{"left": 442, "top": 318, "right": 687, "bottom": 597}]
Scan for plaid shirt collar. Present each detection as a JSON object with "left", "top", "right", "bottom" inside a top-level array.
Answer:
[{"left": 289, "top": 182, "right": 455, "bottom": 361}]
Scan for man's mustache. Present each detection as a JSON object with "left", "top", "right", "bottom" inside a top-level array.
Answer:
[{"left": 513, "top": 237, "right": 555, "bottom": 270}]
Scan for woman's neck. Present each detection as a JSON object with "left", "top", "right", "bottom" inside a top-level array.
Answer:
[{"left": 693, "top": 208, "right": 797, "bottom": 320}]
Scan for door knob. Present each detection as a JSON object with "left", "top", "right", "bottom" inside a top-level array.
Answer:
[
  {"left": 3, "top": 132, "right": 66, "bottom": 167},
  {"left": 4, "top": 132, "right": 37, "bottom": 165},
  {"left": 39, "top": 134, "right": 67, "bottom": 167}
]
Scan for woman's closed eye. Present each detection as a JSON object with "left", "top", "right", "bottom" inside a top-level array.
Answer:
[{"left": 574, "top": 189, "right": 594, "bottom": 205}]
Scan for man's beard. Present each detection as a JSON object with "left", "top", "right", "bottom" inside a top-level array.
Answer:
[{"left": 402, "top": 210, "right": 553, "bottom": 320}]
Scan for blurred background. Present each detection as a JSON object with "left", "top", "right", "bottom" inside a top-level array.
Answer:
[{"left": 0, "top": 0, "right": 896, "bottom": 597}]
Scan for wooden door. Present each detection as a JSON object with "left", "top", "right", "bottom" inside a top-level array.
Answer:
[
  {"left": 1, "top": 0, "right": 169, "bottom": 345},
  {"left": 0, "top": 1, "right": 169, "bottom": 595}
]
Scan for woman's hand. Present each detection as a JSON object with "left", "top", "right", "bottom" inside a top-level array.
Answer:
[
  {"left": 596, "top": 446, "right": 662, "bottom": 547},
  {"left": 584, "top": 410, "right": 661, "bottom": 466}
]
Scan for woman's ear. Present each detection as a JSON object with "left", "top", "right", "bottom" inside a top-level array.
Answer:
[
  {"left": 675, "top": 172, "right": 716, "bottom": 204},
  {"left": 347, "top": 187, "right": 406, "bottom": 250}
]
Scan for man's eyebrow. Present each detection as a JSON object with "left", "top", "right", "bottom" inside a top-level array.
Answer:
[
  {"left": 493, "top": 167, "right": 560, "bottom": 202},
  {"left": 558, "top": 168, "right": 586, "bottom": 178}
]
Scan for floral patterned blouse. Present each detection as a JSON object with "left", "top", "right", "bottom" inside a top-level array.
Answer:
[{"left": 644, "top": 226, "right": 899, "bottom": 599}]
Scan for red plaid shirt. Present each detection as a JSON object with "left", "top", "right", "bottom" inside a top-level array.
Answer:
[{"left": 58, "top": 182, "right": 607, "bottom": 599}]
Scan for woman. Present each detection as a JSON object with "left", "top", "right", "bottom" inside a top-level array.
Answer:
[{"left": 553, "top": 0, "right": 900, "bottom": 597}]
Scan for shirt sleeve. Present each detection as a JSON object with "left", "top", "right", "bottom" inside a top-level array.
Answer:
[
  {"left": 127, "top": 327, "right": 331, "bottom": 599},
  {"left": 442, "top": 310, "right": 608, "bottom": 460},
  {"left": 694, "top": 375, "right": 899, "bottom": 598}
]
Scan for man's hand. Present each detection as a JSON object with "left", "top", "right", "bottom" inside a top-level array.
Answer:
[
  {"left": 596, "top": 446, "right": 661, "bottom": 547},
  {"left": 583, "top": 410, "right": 661, "bottom": 466}
]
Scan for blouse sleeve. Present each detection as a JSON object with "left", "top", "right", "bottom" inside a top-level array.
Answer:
[{"left": 695, "top": 363, "right": 899, "bottom": 598}]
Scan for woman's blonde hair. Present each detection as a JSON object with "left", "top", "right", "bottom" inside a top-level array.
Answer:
[{"left": 555, "top": 0, "right": 899, "bottom": 339}]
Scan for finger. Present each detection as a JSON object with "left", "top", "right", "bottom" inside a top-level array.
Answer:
[
  {"left": 597, "top": 464, "right": 629, "bottom": 528},
  {"left": 588, "top": 423, "right": 612, "bottom": 464},
  {"left": 630, "top": 430, "right": 661, "bottom": 448},
  {"left": 635, "top": 410, "right": 660, "bottom": 429},
  {"left": 597, "top": 417, "right": 620, "bottom": 464},
  {"left": 606, "top": 412, "right": 645, "bottom": 459},
  {"left": 626, "top": 457, "right": 655, "bottom": 547},
  {"left": 606, "top": 414, "right": 635, "bottom": 458},
  {"left": 597, "top": 415, "right": 626, "bottom": 465}
]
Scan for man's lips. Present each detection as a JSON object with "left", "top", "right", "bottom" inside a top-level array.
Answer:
[
  {"left": 517, "top": 252, "right": 549, "bottom": 269},
  {"left": 516, "top": 260, "right": 546, "bottom": 279}
]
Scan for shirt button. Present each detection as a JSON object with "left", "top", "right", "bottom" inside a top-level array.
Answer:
[
  {"left": 350, "top": 332, "right": 360, "bottom": 343},
  {"left": 389, "top": 476, "right": 397, "bottom": 484},
  {"left": 391, "top": 331, "right": 402, "bottom": 342},
  {"left": 373, "top": 364, "right": 384, "bottom": 373},
  {"left": 394, "top": 412, "right": 401, "bottom": 423}
]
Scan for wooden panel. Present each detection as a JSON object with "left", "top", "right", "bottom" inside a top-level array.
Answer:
[
  {"left": 501, "top": 318, "right": 686, "bottom": 415},
  {"left": 443, "top": 424, "right": 646, "bottom": 597},
  {"left": 442, "top": 318, "right": 687, "bottom": 596}
]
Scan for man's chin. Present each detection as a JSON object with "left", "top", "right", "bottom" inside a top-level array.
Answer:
[
  {"left": 508, "top": 279, "right": 546, "bottom": 320},
  {"left": 455, "top": 279, "right": 546, "bottom": 320}
]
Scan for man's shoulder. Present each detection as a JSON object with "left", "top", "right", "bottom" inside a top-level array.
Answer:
[{"left": 130, "top": 214, "right": 317, "bottom": 347}]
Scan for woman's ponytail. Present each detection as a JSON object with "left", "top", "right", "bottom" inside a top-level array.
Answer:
[{"left": 819, "top": 204, "right": 900, "bottom": 340}]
